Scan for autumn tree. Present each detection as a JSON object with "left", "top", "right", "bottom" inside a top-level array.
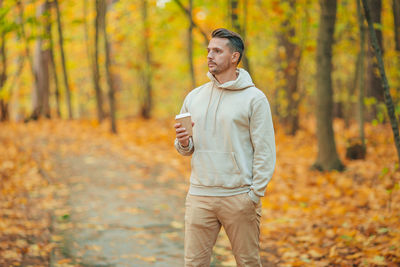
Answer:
[
  {"left": 394, "top": 0, "right": 400, "bottom": 51},
  {"left": 172, "top": 0, "right": 210, "bottom": 90},
  {"left": 394, "top": 0, "right": 400, "bottom": 96},
  {"left": 361, "top": 0, "right": 400, "bottom": 162},
  {"left": 172, "top": 0, "right": 209, "bottom": 47},
  {"left": 275, "top": 0, "right": 304, "bottom": 135},
  {"left": 188, "top": 0, "right": 195, "bottom": 89},
  {"left": 102, "top": 0, "right": 117, "bottom": 133},
  {"left": 0, "top": 0, "right": 9, "bottom": 121},
  {"left": 16, "top": 0, "right": 40, "bottom": 122},
  {"left": 93, "top": 0, "right": 105, "bottom": 123},
  {"left": 2, "top": 2, "right": 26, "bottom": 122},
  {"left": 140, "top": 0, "right": 152, "bottom": 119},
  {"left": 357, "top": 0, "right": 366, "bottom": 149},
  {"left": 47, "top": 0, "right": 61, "bottom": 118},
  {"left": 31, "top": 1, "right": 51, "bottom": 119},
  {"left": 230, "top": 0, "right": 251, "bottom": 74},
  {"left": 313, "top": 0, "right": 344, "bottom": 171},
  {"left": 365, "top": 0, "right": 383, "bottom": 119},
  {"left": 54, "top": 0, "right": 73, "bottom": 119}
]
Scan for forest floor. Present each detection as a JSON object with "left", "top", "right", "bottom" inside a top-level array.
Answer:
[{"left": 0, "top": 118, "right": 399, "bottom": 267}]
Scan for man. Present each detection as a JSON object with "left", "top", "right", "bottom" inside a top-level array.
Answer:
[{"left": 174, "top": 28, "right": 276, "bottom": 267}]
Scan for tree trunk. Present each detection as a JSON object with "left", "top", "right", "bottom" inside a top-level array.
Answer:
[
  {"left": 365, "top": 0, "right": 383, "bottom": 119},
  {"left": 241, "top": 0, "right": 250, "bottom": 74},
  {"left": 47, "top": 0, "right": 61, "bottom": 118},
  {"left": 31, "top": 2, "right": 51, "bottom": 120},
  {"left": 54, "top": 0, "right": 73, "bottom": 119},
  {"left": 313, "top": 0, "right": 344, "bottom": 171},
  {"left": 344, "top": 52, "right": 360, "bottom": 128},
  {"left": 277, "top": 0, "right": 301, "bottom": 135},
  {"left": 362, "top": 0, "right": 400, "bottom": 162},
  {"left": 17, "top": 0, "right": 39, "bottom": 122},
  {"left": 230, "top": 0, "right": 251, "bottom": 74},
  {"left": 394, "top": 0, "right": 400, "bottom": 51},
  {"left": 357, "top": 0, "right": 366, "bottom": 148},
  {"left": 94, "top": 0, "right": 105, "bottom": 122},
  {"left": 242, "top": 0, "right": 248, "bottom": 43},
  {"left": 0, "top": 0, "right": 8, "bottom": 121},
  {"left": 140, "top": 0, "right": 152, "bottom": 119},
  {"left": 102, "top": 0, "right": 117, "bottom": 133},
  {"left": 188, "top": 0, "right": 196, "bottom": 89},
  {"left": 393, "top": 0, "right": 400, "bottom": 106}
]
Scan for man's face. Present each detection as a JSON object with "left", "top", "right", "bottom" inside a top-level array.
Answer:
[{"left": 207, "top": 38, "right": 238, "bottom": 75}]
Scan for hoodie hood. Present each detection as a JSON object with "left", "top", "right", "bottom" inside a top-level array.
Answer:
[
  {"left": 204, "top": 68, "right": 255, "bottom": 133},
  {"left": 207, "top": 68, "right": 255, "bottom": 91}
]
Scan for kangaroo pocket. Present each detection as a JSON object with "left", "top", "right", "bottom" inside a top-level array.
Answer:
[{"left": 191, "top": 150, "right": 243, "bottom": 188}]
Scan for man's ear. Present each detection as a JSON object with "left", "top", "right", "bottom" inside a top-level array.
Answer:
[{"left": 231, "top": 52, "right": 240, "bottom": 64}]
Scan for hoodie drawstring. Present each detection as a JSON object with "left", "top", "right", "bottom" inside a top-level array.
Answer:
[
  {"left": 213, "top": 89, "right": 224, "bottom": 134},
  {"left": 201, "top": 68, "right": 254, "bottom": 134},
  {"left": 204, "top": 82, "right": 215, "bottom": 130},
  {"left": 204, "top": 81, "right": 225, "bottom": 133}
]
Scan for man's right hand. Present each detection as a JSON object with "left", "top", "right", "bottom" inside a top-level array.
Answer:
[{"left": 174, "top": 122, "right": 195, "bottom": 147}]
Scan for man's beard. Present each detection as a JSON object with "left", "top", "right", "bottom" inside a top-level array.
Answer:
[{"left": 208, "top": 61, "right": 229, "bottom": 75}]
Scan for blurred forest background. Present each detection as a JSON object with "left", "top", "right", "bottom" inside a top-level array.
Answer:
[
  {"left": 0, "top": 0, "right": 398, "bottom": 128},
  {"left": 1, "top": 0, "right": 400, "bottom": 266}
]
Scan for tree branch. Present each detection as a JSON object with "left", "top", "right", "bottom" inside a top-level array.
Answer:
[{"left": 172, "top": 0, "right": 209, "bottom": 47}]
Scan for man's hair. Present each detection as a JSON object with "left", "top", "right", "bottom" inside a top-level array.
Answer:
[{"left": 211, "top": 28, "right": 244, "bottom": 65}]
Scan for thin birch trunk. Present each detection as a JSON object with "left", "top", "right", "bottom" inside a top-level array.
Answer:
[
  {"left": 94, "top": 0, "right": 105, "bottom": 122},
  {"left": 0, "top": 0, "right": 8, "bottom": 121},
  {"left": 362, "top": 0, "right": 400, "bottom": 162},
  {"left": 140, "top": 0, "right": 152, "bottom": 119},
  {"left": 230, "top": 0, "right": 251, "bottom": 73},
  {"left": 54, "top": 0, "right": 73, "bottom": 119},
  {"left": 357, "top": 0, "right": 366, "bottom": 147},
  {"left": 47, "top": 0, "right": 61, "bottom": 118}
]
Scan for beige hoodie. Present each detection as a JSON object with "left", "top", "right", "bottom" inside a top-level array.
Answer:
[{"left": 175, "top": 68, "right": 276, "bottom": 203}]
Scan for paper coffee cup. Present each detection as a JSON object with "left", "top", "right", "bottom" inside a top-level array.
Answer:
[{"left": 175, "top": 112, "right": 193, "bottom": 136}]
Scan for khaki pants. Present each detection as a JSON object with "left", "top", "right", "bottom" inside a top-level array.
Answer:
[{"left": 184, "top": 192, "right": 262, "bottom": 267}]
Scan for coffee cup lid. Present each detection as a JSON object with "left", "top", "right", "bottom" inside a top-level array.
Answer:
[{"left": 175, "top": 112, "right": 191, "bottom": 119}]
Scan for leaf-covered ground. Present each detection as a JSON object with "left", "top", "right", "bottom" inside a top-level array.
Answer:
[{"left": 0, "top": 118, "right": 399, "bottom": 266}]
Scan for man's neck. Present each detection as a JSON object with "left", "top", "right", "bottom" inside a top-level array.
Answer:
[{"left": 214, "top": 68, "right": 238, "bottom": 84}]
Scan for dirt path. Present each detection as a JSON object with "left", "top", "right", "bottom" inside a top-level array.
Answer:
[
  {"left": 49, "top": 140, "right": 186, "bottom": 266},
  {"left": 46, "top": 135, "right": 231, "bottom": 267}
]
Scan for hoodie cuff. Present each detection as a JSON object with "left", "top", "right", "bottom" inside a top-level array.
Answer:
[
  {"left": 248, "top": 190, "right": 260, "bottom": 204},
  {"left": 177, "top": 137, "right": 193, "bottom": 151}
]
